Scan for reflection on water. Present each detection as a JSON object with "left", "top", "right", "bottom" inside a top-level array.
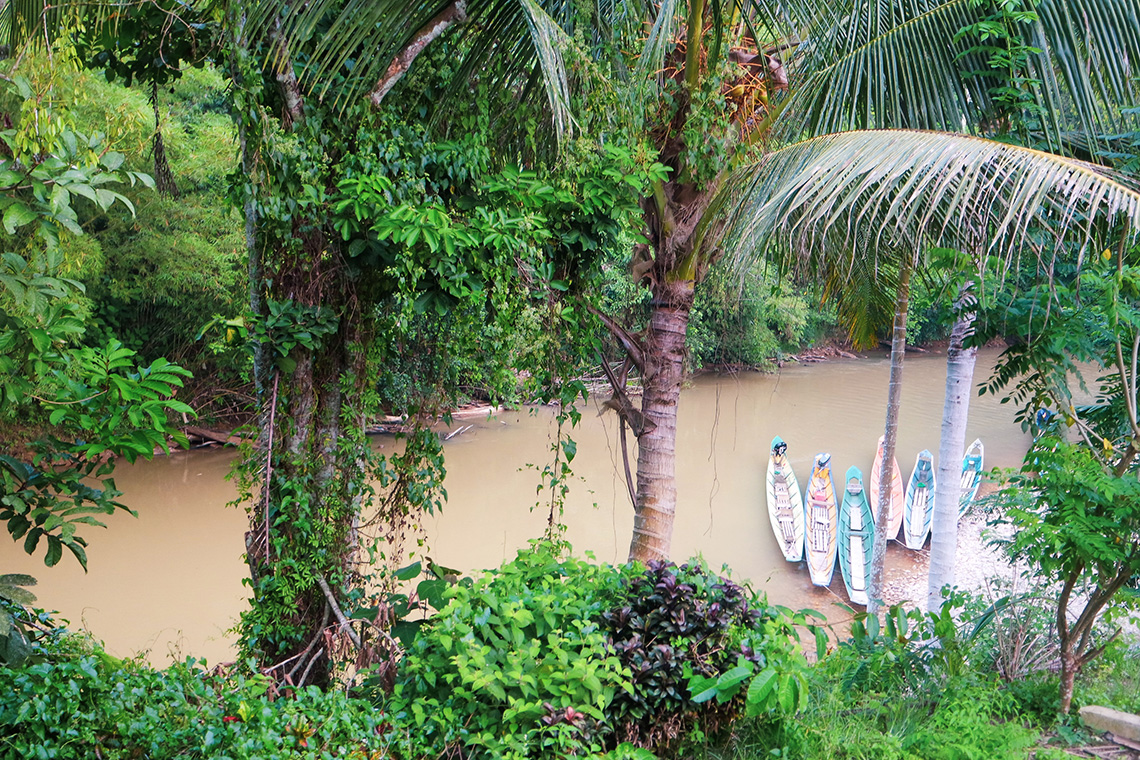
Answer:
[{"left": 3, "top": 349, "right": 1029, "bottom": 664}]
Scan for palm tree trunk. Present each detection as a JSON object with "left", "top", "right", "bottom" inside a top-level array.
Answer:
[
  {"left": 629, "top": 277, "right": 694, "bottom": 563},
  {"left": 927, "top": 298, "right": 978, "bottom": 613},
  {"left": 868, "top": 257, "right": 911, "bottom": 614}
]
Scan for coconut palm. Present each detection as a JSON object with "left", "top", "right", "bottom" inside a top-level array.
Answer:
[
  {"left": 246, "top": 0, "right": 1140, "bottom": 572},
  {"left": 14, "top": 0, "right": 1140, "bottom": 577}
]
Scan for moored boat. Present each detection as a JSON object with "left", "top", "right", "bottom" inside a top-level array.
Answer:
[
  {"left": 766, "top": 436, "right": 805, "bottom": 562},
  {"left": 902, "top": 450, "right": 936, "bottom": 549},
  {"left": 805, "top": 453, "right": 839, "bottom": 587},
  {"left": 839, "top": 466, "right": 874, "bottom": 606},
  {"left": 869, "top": 435, "right": 904, "bottom": 539},
  {"left": 959, "top": 439, "right": 984, "bottom": 516}
]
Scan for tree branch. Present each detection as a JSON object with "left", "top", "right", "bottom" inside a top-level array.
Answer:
[
  {"left": 597, "top": 357, "right": 645, "bottom": 508},
  {"left": 369, "top": 0, "right": 468, "bottom": 109},
  {"left": 1057, "top": 562, "right": 1082, "bottom": 642},
  {"left": 1080, "top": 626, "right": 1123, "bottom": 666},
  {"left": 583, "top": 302, "right": 651, "bottom": 376},
  {"left": 317, "top": 575, "right": 362, "bottom": 649},
  {"left": 1070, "top": 565, "right": 1134, "bottom": 653}
]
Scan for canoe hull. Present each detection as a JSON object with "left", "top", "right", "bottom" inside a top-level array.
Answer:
[
  {"left": 959, "top": 439, "right": 984, "bottom": 517},
  {"left": 903, "top": 450, "right": 936, "bottom": 550},
  {"left": 766, "top": 435, "right": 805, "bottom": 562},
  {"left": 805, "top": 453, "right": 838, "bottom": 587},
  {"left": 838, "top": 466, "right": 874, "bottom": 606},
  {"left": 870, "top": 435, "right": 904, "bottom": 540}
]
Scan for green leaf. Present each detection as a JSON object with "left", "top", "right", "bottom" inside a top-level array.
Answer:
[
  {"left": 417, "top": 579, "right": 448, "bottom": 610},
  {"left": 745, "top": 668, "right": 778, "bottom": 716},
  {"left": 396, "top": 561, "right": 422, "bottom": 581},
  {"left": 714, "top": 664, "right": 754, "bottom": 701},
  {"left": 28, "top": 328, "right": 51, "bottom": 354},
  {"left": 101, "top": 152, "right": 126, "bottom": 171},
  {"left": 0, "top": 585, "right": 36, "bottom": 605},
  {"left": 2, "top": 202, "right": 36, "bottom": 234},
  {"left": 689, "top": 674, "right": 720, "bottom": 704},
  {"left": 0, "top": 625, "right": 30, "bottom": 666},
  {"left": 0, "top": 574, "right": 36, "bottom": 588},
  {"left": 778, "top": 673, "right": 797, "bottom": 713},
  {"left": 45, "top": 536, "right": 63, "bottom": 567}
]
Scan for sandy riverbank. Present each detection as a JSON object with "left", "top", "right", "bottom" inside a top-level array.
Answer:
[
  {"left": 881, "top": 501, "right": 1021, "bottom": 610},
  {"left": 878, "top": 484, "right": 1140, "bottom": 644}
]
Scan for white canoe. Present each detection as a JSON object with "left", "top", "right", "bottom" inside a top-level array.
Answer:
[
  {"left": 959, "top": 439, "right": 984, "bottom": 516},
  {"left": 766, "top": 435, "right": 805, "bottom": 562}
]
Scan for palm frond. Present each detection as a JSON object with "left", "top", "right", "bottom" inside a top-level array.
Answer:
[
  {"left": 519, "top": 0, "right": 575, "bottom": 140},
  {"left": 0, "top": 0, "right": 57, "bottom": 50},
  {"left": 777, "top": 0, "right": 1140, "bottom": 152},
  {"left": 632, "top": 0, "right": 681, "bottom": 94},
  {"left": 825, "top": 233, "right": 903, "bottom": 347},
  {"left": 1028, "top": 0, "right": 1140, "bottom": 154},
  {"left": 785, "top": 0, "right": 995, "bottom": 135},
  {"left": 724, "top": 130, "right": 1140, "bottom": 275}
]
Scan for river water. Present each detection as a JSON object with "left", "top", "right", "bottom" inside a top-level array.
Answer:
[{"left": 4, "top": 348, "right": 1031, "bottom": 665}]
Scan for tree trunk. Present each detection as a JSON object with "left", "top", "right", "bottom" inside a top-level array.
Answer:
[
  {"left": 1059, "top": 645, "right": 1078, "bottom": 714},
  {"left": 150, "top": 81, "right": 179, "bottom": 198},
  {"left": 927, "top": 298, "right": 978, "bottom": 613},
  {"left": 628, "top": 277, "right": 695, "bottom": 563},
  {"left": 868, "top": 257, "right": 911, "bottom": 614}
]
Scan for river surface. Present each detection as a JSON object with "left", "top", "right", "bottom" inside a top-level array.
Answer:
[{"left": 4, "top": 348, "right": 1031, "bottom": 665}]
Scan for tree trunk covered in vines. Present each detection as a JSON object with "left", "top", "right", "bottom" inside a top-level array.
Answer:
[
  {"left": 868, "top": 256, "right": 911, "bottom": 614},
  {"left": 227, "top": 13, "right": 374, "bottom": 687},
  {"left": 629, "top": 277, "right": 695, "bottom": 562},
  {"left": 243, "top": 281, "right": 368, "bottom": 687}
]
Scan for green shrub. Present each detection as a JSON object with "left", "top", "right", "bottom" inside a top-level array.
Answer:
[
  {"left": 1073, "top": 637, "right": 1140, "bottom": 715},
  {"left": 687, "top": 265, "right": 832, "bottom": 370},
  {"left": 903, "top": 685, "right": 1037, "bottom": 760},
  {"left": 1006, "top": 671, "right": 1062, "bottom": 725},
  {"left": 386, "top": 540, "right": 634, "bottom": 758},
  {"left": 0, "top": 654, "right": 389, "bottom": 759},
  {"left": 603, "top": 560, "right": 809, "bottom": 753},
  {"left": 386, "top": 544, "right": 810, "bottom": 759}
]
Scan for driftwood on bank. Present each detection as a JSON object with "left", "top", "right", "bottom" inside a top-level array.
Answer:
[{"left": 183, "top": 425, "right": 248, "bottom": 446}]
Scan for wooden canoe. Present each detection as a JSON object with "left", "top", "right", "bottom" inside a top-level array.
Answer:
[
  {"left": 805, "top": 453, "right": 838, "bottom": 587},
  {"left": 766, "top": 435, "right": 805, "bottom": 562},
  {"left": 902, "top": 449, "right": 936, "bottom": 550},
  {"left": 869, "top": 435, "right": 904, "bottom": 540},
  {"left": 959, "top": 439, "right": 984, "bottom": 517},
  {"left": 839, "top": 466, "right": 874, "bottom": 606}
]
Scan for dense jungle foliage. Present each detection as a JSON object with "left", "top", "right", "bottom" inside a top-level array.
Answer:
[
  {"left": 1, "top": 62, "right": 844, "bottom": 429},
  {"left": 2, "top": 0, "right": 1139, "bottom": 752}
]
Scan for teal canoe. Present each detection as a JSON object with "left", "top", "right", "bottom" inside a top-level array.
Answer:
[
  {"left": 959, "top": 439, "right": 984, "bottom": 517},
  {"left": 838, "top": 466, "right": 874, "bottom": 606},
  {"left": 903, "top": 450, "right": 936, "bottom": 550}
]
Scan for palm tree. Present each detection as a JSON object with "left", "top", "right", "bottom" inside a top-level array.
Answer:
[
  {"left": 928, "top": 284, "right": 979, "bottom": 612},
  {"left": 255, "top": 0, "right": 1140, "bottom": 571}
]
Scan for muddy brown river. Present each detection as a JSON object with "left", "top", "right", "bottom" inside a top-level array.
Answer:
[{"left": 4, "top": 348, "right": 1030, "bottom": 665}]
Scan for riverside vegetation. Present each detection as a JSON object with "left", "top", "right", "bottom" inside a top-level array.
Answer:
[
  {"left": 3, "top": 0, "right": 1140, "bottom": 756},
  {"left": 2, "top": 540, "right": 1139, "bottom": 759}
]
